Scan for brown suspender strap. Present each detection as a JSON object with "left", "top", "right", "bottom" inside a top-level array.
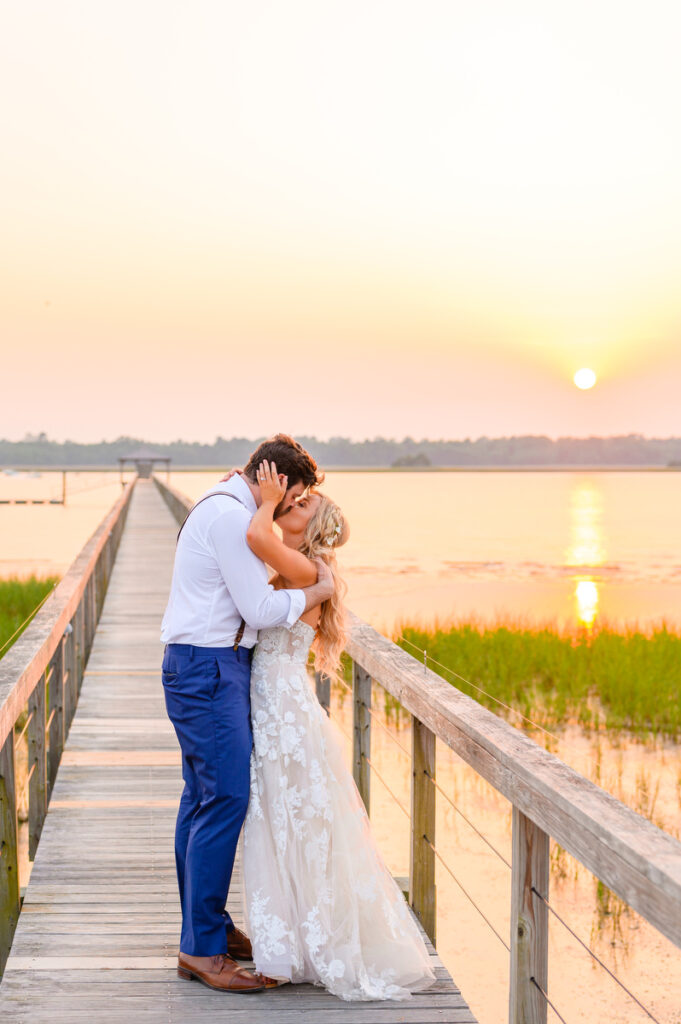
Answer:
[
  {"left": 232, "top": 619, "right": 246, "bottom": 650},
  {"left": 176, "top": 491, "right": 248, "bottom": 651}
]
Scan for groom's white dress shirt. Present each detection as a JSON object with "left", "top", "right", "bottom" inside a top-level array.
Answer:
[{"left": 160, "top": 474, "right": 305, "bottom": 648}]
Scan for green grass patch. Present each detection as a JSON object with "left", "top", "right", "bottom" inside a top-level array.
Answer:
[
  {"left": 397, "top": 619, "right": 681, "bottom": 740},
  {"left": 0, "top": 576, "right": 59, "bottom": 659}
]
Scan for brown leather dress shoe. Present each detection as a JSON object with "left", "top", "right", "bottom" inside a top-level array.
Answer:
[
  {"left": 227, "top": 926, "right": 253, "bottom": 961},
  {"left": 254, "top": 972, "right": 291, "bottom": 989},
  {"left": 177, "top": 952, "right": 265, "bottom": 993}
]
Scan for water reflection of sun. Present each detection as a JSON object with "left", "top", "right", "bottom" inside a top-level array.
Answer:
[
  {"left": 566, "top": 481, "right": 606, "bottom": 628},
  {"left": 575, "top": 578, "right": 599, "bottom": 627}
]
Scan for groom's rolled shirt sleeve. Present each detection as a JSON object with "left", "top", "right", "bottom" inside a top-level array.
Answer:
[{"left": 207, "top": 511, "right": 305, "bottom": 631}]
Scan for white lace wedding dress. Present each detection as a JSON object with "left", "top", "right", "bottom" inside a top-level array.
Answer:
[{"left": 242, "top": 619, "right": 436, "bottom": 1001}]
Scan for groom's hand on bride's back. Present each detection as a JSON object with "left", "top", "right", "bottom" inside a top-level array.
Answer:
[
  {"left": 299, "top": 558, "right": 335, "bottom": 612},
  {"left": 313, "top": 558, "right": 334, "bottom": 600}
]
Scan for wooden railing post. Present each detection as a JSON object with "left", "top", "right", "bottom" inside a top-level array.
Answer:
[
  {"left": 27, "top": 674, "right": 47, "bottom": 859},
  {"left": 65, "top": 621, "right": 77, "bottom": 735},
  {"left": 410, "top": 717, "right": 436, "bottom": 943},
  {"left": 74, "top": 603, "right": 84, "bottom": 695},
  {"left": 84, "top": 579, "right": 91, "bottom": 659},
  {"left": 48, "top": 640, "right": 65, "bottom": 795},
  {"left": 314, "top": 670, "right": 330, "bottom": 716},
  {"left": 352, "top": 661, "right": 371, "bottom": 813},
  {"left": 509, "top": 806, "right": 549, "bottom": 1024},
  {"left": 0, "top": 733, "right": 20, "bottom": 976},
  {"left": 91, "top": 570, "right": 98, "bottom": 641}
]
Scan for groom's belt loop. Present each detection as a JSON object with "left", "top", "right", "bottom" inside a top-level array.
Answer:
[{"left": 176, "top": 489, "right": 249, "bottom": 652}]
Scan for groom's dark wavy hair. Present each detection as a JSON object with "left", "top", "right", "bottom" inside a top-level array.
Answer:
[{"left": 244, "top": 433, "right": 324, "bottom": 489}]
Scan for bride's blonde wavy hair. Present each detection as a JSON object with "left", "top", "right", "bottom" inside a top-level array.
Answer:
[{"left": 273, "top": 492, "right": 349, "bottom": 680}]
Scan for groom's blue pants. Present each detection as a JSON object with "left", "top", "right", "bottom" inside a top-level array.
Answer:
[{"left": 162, "top": 642, "right": 253, "bottom": 956}]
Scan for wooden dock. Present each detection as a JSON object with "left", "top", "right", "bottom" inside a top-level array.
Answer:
[{"left": 0, "top": 480, "right": 476, "bottom": 1022}]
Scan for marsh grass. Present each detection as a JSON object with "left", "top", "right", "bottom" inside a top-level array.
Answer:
[
  {"left": 1, "top": 576, "right": 58, "bottom": 829},
  {"left": 397, "top": 616, "right": 681, "bottom": 740},
  {"left": 0, "top": 575, "right": 59, "bottom": 659}
]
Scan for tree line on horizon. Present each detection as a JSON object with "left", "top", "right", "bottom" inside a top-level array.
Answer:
[{"left": 2, "top": 432, "right": 681, "bottom": 467}]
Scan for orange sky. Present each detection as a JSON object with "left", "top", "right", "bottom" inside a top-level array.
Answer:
[{"left": 2, "top": 2, "right": 680, "bottom": 442}]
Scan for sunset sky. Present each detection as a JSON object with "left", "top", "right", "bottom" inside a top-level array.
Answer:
[{"left": 2, "top": 1, "right": 680, "bottom": 442}]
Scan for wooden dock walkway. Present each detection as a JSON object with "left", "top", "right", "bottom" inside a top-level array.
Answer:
[{"left": 0, "top": 480, "right": 475, "bottom": 1022}]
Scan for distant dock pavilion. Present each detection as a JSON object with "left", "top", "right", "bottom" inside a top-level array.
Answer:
[{"left": 118, "top": 448, "right": 171, "bottom": 482}]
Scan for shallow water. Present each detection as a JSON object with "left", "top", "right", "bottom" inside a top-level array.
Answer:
[
  {"left": 4, "top": 468, "right": 681, "bottom": 1021},
  {"left": 169, "top": 469, "right": 681, "bottom": 634},
  {"left": 329, "top": 685, "right": 681, "bottom": 1024},
  {"left": 0, "top": 470, "right": 133, "bottom": 578}
]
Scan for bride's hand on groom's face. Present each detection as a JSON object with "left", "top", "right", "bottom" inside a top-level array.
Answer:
[{"left": 257, "top": 460, "right": 288, "bottom": 504}]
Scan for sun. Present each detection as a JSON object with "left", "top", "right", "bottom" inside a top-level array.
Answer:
[{"left": 573, "top": 368, "right": 597, "bottom": 390}]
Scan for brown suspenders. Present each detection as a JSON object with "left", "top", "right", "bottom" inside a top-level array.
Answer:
[{"left": 177, "top": 491, "right": 247, "bottom": 651}]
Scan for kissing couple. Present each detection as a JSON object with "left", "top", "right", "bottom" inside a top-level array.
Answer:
[{"left": 160, "top": 434, "right": 435, "bottom": 1000}]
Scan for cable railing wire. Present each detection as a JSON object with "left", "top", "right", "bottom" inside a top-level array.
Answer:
[
  {"left": 331, "top": 716, "right": 411, "bottom": 823},
  {"left": 329, "top": 651, "right": 664, "bottom": 1023},
  {"left": 363, "top": 702, "right": 413, "bottom": 760},
  {"left": 423, "top": 834, "right": 511, "bottom": 953},
  {"left": 332, "top": 704, "right": 513, "bottom": 964},
  {"left": 530, "top": 976, "right": 569, "bottom": 1024},
  {"left": 531, "top": 886, "right": 661, "bottom": 1023},
  {"left": 360, "top": 752, "right": 512, "bottom": 956},
  {"left": 334, "top": 677, "right": 413, "bottom": 760},
  {"left": 364, "top": 701, "right": 512, "bottom": 869},
  {"left": 328, "top": 668, "right": 603, "bottom": 1017},
  {"left": 332, "top": 672, "right": 513, "bottom": 870},
  {"left": 423, "top": 769, "right": 512, "bottom": 870},
  {"left": 65, "top": 477, "right": 126, "bottom": 497},
  {"left": 397, "top": 633, "right": 586, "bottom": 758},
  {"left": 361, "top": 753, "right": 411, "bottom": 820}
]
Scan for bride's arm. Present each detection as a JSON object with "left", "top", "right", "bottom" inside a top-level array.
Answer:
[{"left": 246, "top": 461, "right": 317, "bottom": 588}]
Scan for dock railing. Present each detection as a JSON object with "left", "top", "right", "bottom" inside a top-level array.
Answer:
[
  {"left": 155, "top": 475, "right": 681, "bottom": 1023},
  {"left": 343, "top": 614, "right": 681, "bottom": 1023},
  {"left": 0, "top": 479, "right": 135, "bottom": 975}
]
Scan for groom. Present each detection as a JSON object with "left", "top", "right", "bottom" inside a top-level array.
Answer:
[{"left": 160, "top": 434, "right": 333, "bottom": 993}]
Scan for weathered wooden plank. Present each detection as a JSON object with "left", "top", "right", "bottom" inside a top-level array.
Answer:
[
  {"left": 0, "top": 734, "right": 20, "bottom": 975},
  {"left": 0, "top": 480, "right": 475, "bottom": 1024},
  {"left": 509, "top": 807, "right": 549, "bottom": 1024},
  {"left": 47, "top": 641, "right": 64, "bottom": 794},
  {"left": 0, "top": 482, "right": 134, "bottom": 749},
  {"left": 0, "top": 1003, "right": 476, "bottom": 1024},
  {"left": 352, "top": 661, "right": 371, "bottom": 813},
  {"left": 27, "top": 675, "right": 47, "bottom": 859},
  {"left": 410, "top": 717, "right": 436, "bottom": 944}
]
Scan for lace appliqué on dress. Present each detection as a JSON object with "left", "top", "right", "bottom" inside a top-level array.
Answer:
[{"left": 242, "top": 621, "right": 436, "bottom": 1001}]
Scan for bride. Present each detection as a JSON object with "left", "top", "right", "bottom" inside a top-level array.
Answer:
[{"left": 241, "top": 460, "right": 436, "bottom": 1001}]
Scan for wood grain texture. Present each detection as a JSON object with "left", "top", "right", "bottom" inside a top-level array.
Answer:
[
  {"left": 0, "top": 734, "right": 19, "bottom": 975},
  {"left": 352, "top": 660, "right": 372, "bottom": 813},
  {"left": 410, "top": 717, "right": 436, "bottom": 944},
  {"left": 0, "top": 480, "right": 475, "bottom": 1022},
  {"left": 509, "top": 808, "right": 549, "bottom": 1024},
  {"left": 27, "top": 676, "right": 47, "bottom": 860},
  {"left": 0, "top": 481, "right": 134, "bottom": 749},
  {"left": 346, "top": 611, "right": 681, "bottom": 950},
  {"left": 47, "top": 642, "right": 64, "bottom": 795}
]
